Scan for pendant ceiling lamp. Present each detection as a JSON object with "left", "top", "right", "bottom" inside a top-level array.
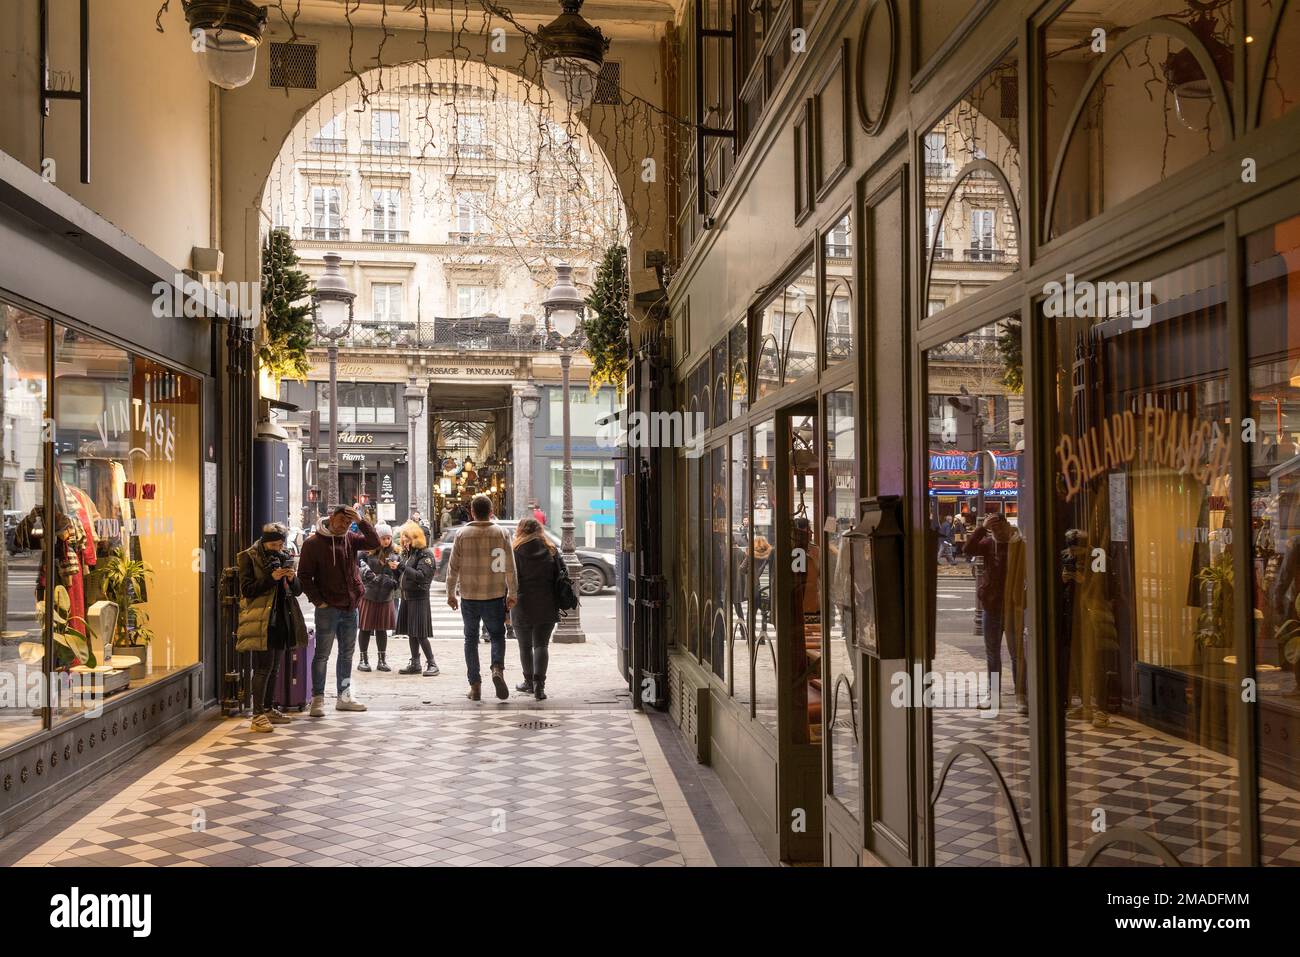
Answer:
[
  {"left": 182, "top": 0, "right": 268, "bottom": 90},
  {"left": 536, "top": 0, "right": 609, "bottom": 114}
]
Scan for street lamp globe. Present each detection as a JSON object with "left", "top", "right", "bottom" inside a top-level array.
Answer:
[
  {"left": 311, "top": 252, "right": 356, "bottom": 338},
  {"left": 536, "top": 1, "right": 609, "bottom": 114},
  {"left": 520, "top": 380, "right": 541, "bottom": 421},
  {"left": 544, "top": 263, "right": 585, "bottom": 339},
  {"left": 404, "top": 382, "right": 425, "bottom": 420},
  {"left": 183, "top": 0, "right": 268, "bottom": 90}
]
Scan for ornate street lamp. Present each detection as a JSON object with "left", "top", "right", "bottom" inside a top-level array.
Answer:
[
  {"left": 536, "top": 0, "right": 609, "bottom": 115},
  {"left": 310, "top": 252, "right": 356, "bottom": 508},
  {"left": 405, "top": 380, "right": 425, "bottom": 518},
  {"left": 182, "top": 1, "right": 268, "bottom": 90},
  {"left": 543, "top": 264, "right": 587, "bottom": 643}
]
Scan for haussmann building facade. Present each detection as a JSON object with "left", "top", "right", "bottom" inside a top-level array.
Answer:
[{"left": 656, "top": 0, "right": 1300, "bottom": 867}]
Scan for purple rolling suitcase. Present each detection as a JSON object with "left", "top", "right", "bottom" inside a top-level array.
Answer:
[{"left": 274, "top": 629, "right": 315, "bottom": 712}]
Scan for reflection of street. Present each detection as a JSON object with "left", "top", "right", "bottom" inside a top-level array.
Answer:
[{"left": 0, "top": 552, "right": 47, "bottom": 750}]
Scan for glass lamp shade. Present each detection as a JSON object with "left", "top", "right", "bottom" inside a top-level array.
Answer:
[
  {"left": 543, "top": 56, "right": 600, "bottom": 113},
  {"left": 194, "top": 27, "right": 260, "bottom": 89},
  {"left": 440, "top": 477, "right": 453, "bottom": 495},
  {"left": 315, "top": 297, "right": 351, "bottom": 335},
  {"left": 404, "top": 385, "right": 425, "bottom": 419},
  {"left": 549, "top": 308, "right": 580, "bottom": 338}
]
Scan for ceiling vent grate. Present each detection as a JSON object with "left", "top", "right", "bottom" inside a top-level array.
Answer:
[
  {"left": 593, "top": 61, "right": 622, "bottom": 105},
  {"left": 269, "top": 42, "right": 317, "bottom": 90}
]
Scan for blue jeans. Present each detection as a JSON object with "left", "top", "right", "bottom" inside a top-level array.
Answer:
[
  {"left": 312, "top": 605, "right": 358, "bottom": 697},
  {"left": 461, "top": 597, "right": 506, "bottom": 685}
]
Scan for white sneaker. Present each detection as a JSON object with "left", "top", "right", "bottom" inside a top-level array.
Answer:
[
  {"left": 309, "top": 695, "right": 325, "bottom": 717},
  {"left": 335, "top": 690, "right": 367, "bottom": 712}
]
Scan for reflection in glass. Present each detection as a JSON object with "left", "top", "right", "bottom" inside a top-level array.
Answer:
[
  {"left": 825, "top": 214, "right": 853, "bottom": 368},
  {"left": 825, "top": 390, "right": 859, "bottom": 817},
  {"left": 927, "top": 316, "right": 1031, "bottom": 866},
  {"left": 924, "top": 53, "right": 1020, "bottom": 318},
  {"left": 1259, "top": 2, "right": 1300, "bottom": 126},
  {"left": 1052, "top": 255, "right": 1243, "bottom": 865},
  {"left": 730, "top": 319, "right": 748, "bottom": 420},
  {"left": 752, "top": 420, "right": 777, "bottom": 734},
  {"left": 790, "top": 413, "right": 821, "bottom": 745},
  {"left": 755, "top": 260, "right": 817, "bottom": 399},
  {"left": 687, "top": 445, "right": 701, "bottom": 659},
  {"left": 713, "top": 339, "right": 729, "bottom": 428},
  {"left": 0, "top": 306, "right": 47, "bottom": 747},
  {"left": 1246, "top": 214, "right": 1300, "bottom": 866},
  {"left": 1044, "top": 2, "right": 1229, "bottom": 239},
  {"left": 731, "top": 431, "right": 751, "bottom": 709},
  {"left": 711, "top": 446, "right": 727, "bottom": 680}
]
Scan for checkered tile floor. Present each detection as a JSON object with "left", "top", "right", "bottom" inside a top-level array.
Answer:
[
  {"left": 12, "top": 710, "right": 727, "bottom": 867},
  {"left": 931, "top": 707, "right": 1300, "bottom": 866}
]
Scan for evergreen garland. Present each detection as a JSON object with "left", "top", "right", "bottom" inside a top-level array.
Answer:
[
  {"left": 582, "top": 245, "right": 631, "bottom": 394},
  {"left": 997, "top": 318, "right": 1023, "bottom": 394},
  {"left": 259, "top": 229, "right": 314, "bottom": 381}
]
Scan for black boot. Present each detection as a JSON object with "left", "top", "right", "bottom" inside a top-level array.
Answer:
[
  {"left": 398, "top": 658, "right": 422, "bottom": 675},
  {"left": 533, "top": 677, "right": 547, "bottom": 701},
  {"left": 357, "top": 651, "right": 372, "bottom": 673},
  {"left": 376, "top": 653, "right": 391, "bottom": 672},
  {"left": 516, "top": 677, "right": 534, "bottom": 693}
]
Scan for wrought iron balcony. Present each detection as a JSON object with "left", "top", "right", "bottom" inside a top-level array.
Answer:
[
  {"left": 314, "top": 316, "right": 564, "bottom": 354},
  {"left": 930, "top": 246, "right": 953, "bottom": 261},
  {"left": 925, "top": 161, "right": 953, "bottom": 180},
  {"left": 965, "top": 246, "right": 1007, "bottom": 263},
  {"left": 304, "top": 226, "right": 345, "bottom": 241},
  {"left": 308, "top": 136, "right": 347, "bottom": 153},
  {"left": 362, "top": 139, "right": 408, "bottom": 155},
  {"left": 362, "top": 228, "right": 409, "bottom": 243}
]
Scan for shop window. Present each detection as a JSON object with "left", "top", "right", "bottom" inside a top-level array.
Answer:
[
  {"left": 731, "top": 430, "right": 751, "bottom": 707},
  {"left": 824, "top": 213, "right": 854, "bottom": 368},
  {"left": 710, "top": 446, "right": 728, "bottom": 680},
  {"left": 547, "top": 460, "right": 616, "bottom": 547},
  {"left": 699, "top": 441, "right": 713, "bottom": 669},
  {"left": 923, "top": 52, "right": 1020, "bottom": 315},
  {"left": 1246, "top": 213, "right": 1300, "bottom": 865},
  {"left": 788, "top": 412, "right": 820, "bottom": 745},
  {"left": 1043, "top": 2, "right": 1231, "bottom": 241},
  {"left": 1255, "top": 0, "right": 1300, "bottom": 126},
  {"left": 687, "top": 449, "right": 702, "bottom": 659},
  {"left": 713, "top": 338, "right": 729, "bottom": 427},
  {"left": 0, "top": 306, "right": 47, "bottom": 748},
  {"left": 1050, "top": 253, "right": 1242, "bottom": 865},
  {"left": 51, "top": 329, "right": 201, "bottom": 723},
  {"left": 926, "top": 315, "right": 1031, "bottom": 866},
  {"left": 825, "top": 389, "right": 858, "bottom": 818},
  {"left": 753, "top": 258, "right": 817, "bottom": 400},
  {"left": 752, "top": 419, "right": 777, "bottom": 732},
  {"left": 729, "top": 319, "right": 749, "bottom": 419},
  {"left": 548, "top": 386, "right": 613, "bottom": 437}
]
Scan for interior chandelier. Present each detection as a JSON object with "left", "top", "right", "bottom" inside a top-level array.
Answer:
[
  {"left": 182, "top": 0, "right": 268, "bottom": 90},
  {"left": 535, "top": 0, "right": 609, "bottom": 114}
]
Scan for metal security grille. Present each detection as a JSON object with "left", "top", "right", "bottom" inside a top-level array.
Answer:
[
  {"left": 269, "top": 42, "right": 317, "bottom": 90},
  {"left": 594, "top": 60, "right": 621, "bottom": 105}
]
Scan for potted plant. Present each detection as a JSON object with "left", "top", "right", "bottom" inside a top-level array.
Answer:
[
  {"left": 35, "top": 584, "right": 97, "bottom": 670},
  {"left": 1194, "top": 552, "right": 1234, "bottom": 669},
  {"left": 1270, "top": 593, "right": 1300, "bottom": 693},
  {"left": 100, "top": 548, "right": 154, "bottom": 679}
]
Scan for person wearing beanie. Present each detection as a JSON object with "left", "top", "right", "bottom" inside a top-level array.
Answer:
[
  {"left": 236, "top": 523, "right": 309, "bottom": 733},
  {"left": 357, "top": 523, "right": 399, "bottom": 672}
]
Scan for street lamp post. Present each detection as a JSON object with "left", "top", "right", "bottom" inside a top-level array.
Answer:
[
  {"left": 311, "top": 252, "right": 356, "bottom": 508},
  {"left": 543, "top": 263, "right": 586, "bottom": 644},
  {"left": 519, "top": 379, "right": 541, "bottom": 511},
  {"left": 405, "top": 380, "right": 425, "bottom": 519}
]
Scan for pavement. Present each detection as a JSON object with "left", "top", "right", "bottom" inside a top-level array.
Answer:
[{"left": 0, "top": 583, "right": 772, "bottom": 868}]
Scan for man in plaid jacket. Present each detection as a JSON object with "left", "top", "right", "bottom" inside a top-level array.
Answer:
[{"left": 446, "top": 494, "right": 518, "bottom": 701}]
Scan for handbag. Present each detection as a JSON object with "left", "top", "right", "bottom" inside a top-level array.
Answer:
[{"left": 553, "top": 551, "right": 580, "bottom": 613}]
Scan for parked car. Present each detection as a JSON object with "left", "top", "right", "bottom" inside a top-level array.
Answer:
[{"left": 431, "top": 520, "right": 615, "bottom": 596}]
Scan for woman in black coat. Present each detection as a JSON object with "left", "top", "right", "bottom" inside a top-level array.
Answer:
[
  {"left": 395, "top": 521, "right": 440, "bottom": 676},
  {"left": 511, "top": 518, "right": 563, "bottom": 700},
  {"left": 357, "top": 523, "right": 399, "bottom": 672}
]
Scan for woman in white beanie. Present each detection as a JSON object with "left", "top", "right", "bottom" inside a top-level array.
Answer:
[{"left": 357, "top": 523, "right": 400, "bottom": 672}]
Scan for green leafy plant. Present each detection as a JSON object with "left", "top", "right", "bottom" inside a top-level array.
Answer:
[
  {"left": 1272, "top": 593, "right": 1300, "bottom": 674},
  {"left": 259, "top": 228, "right": 314, "bottom": 381},
  {"left": 581, "top": 244, "right": 630, "bottom": 395},
  {"left": 37, "top": 584, "right": 97, "bottom": 669},
  {"left": 997, "top": 318, "right": 1023, "bottom": 394},
  {"left": 99, "top": 548, "right": 155, "bottom": 647},
  {"left": 1195, "top": 553, "right": 1234, "bottom": 650}
]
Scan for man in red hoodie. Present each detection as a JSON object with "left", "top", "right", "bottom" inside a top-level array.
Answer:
[{"left": 298, "top": 504, "right": 381, "bottom": 717}]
